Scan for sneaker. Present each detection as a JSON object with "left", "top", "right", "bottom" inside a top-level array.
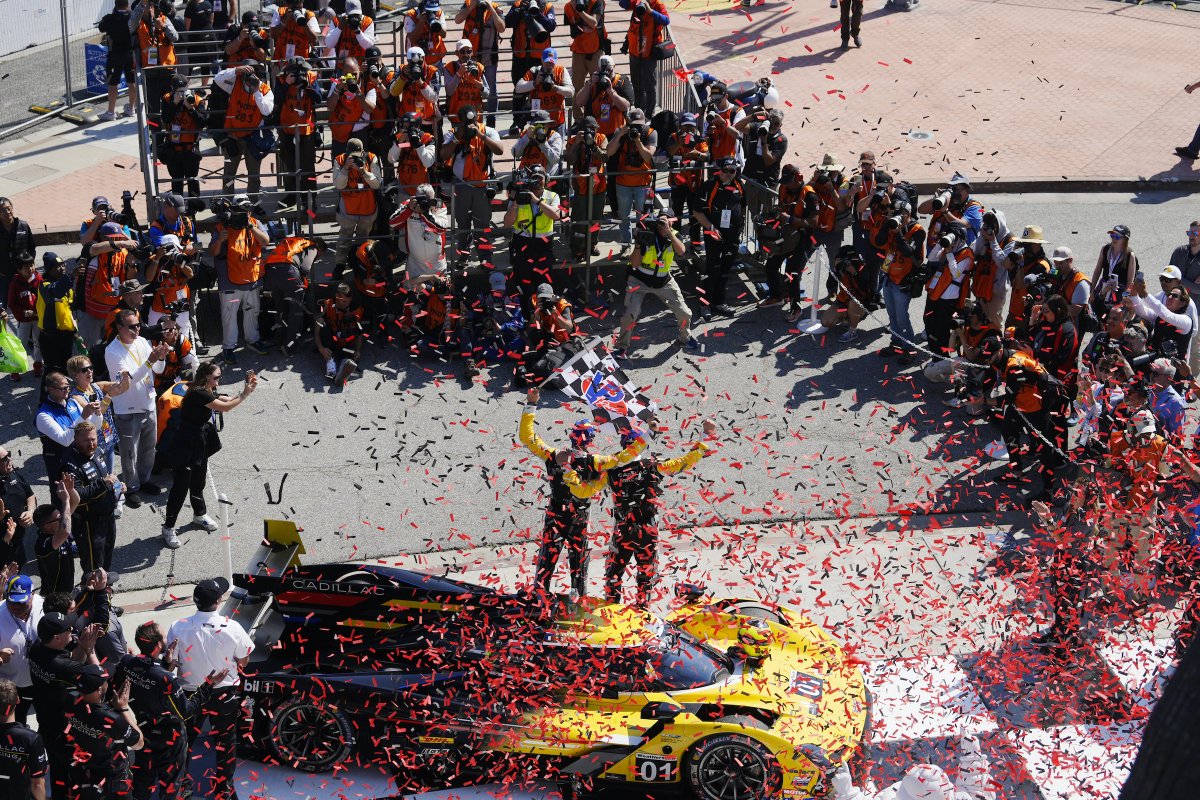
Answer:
[
  {"left": 161, "top": 526, "right": 181, "bottom": 549},
  {"left": 464, "top": 359, "right": 480, "bottom": 377},
  {"left": 324, "top": 359, "right": 337, "bottom": 381},
  {"left": 683, "top": 336, "right": 701, "bottom": 353},
  {"left": 124, "top": 493, "right": 143, "bottom": 509},
  {"left": 334, "top": 359, "right": 355, "bottom": 386},
  {"left": 984, "top": 440, "right": 1010, "bottom": 461},
  {"left": 945, "top": 396, "right": 966, "bottom": 408},
  {"left": 712, "top": 304, "right": 736, "bottom": 317},
  {"left": 785, "top": 307, "right": 805, "bottom": 323},
  {"left": 853, "top": 34, "right": 862, "bottom": 47},
  {"left": 222, "top": 349, "right": 238, "bottom": 365},
  {"left": 757, "top": 296, "right": 783, "bottom": 308},
  {"left": 139, "top": 481, "right": 163, "bottom": 496},
  {"left": 611, "top": 348, "right": 629, "bottom": 360},
  {"left": 97, "top": 110, "right": 116, "bottom": 122},
  {"left": 878, "top": 344, "right": 900, "bottom": 358},
  {"left": 700, "top": 308, "right": 713, "bottom": 323},
  {"left": 244, "top": 340, "right": 266, "bottom": 355},
  {"left": 1176, "top": 147, "right": 1199, "bottom": 160},
  {"left": 840, "top": 39, "right": 850, "bottom": 50},
  {"left": 838, "top": 328, "right": 860, "bottom": 343},
  {"left": 122, "top": 105, "right": 134, "bottom": 118},
  {"left": 192, "top": 514, "right": 219, "bottom": 531}
]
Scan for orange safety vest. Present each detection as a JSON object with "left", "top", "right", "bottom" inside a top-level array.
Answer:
[
  {"left": 225, "top": 80, "right": 269, "bottom": 138},
  {"left": 568, "top": 133, "right": 607, "bottom": 195},
  {"left": 150, "top": 263, "right": 192, "bottom": 313},
  {"left": 882, "top": 222, "right": 924, "bottom": 285},
  {"left": 155, "top": 337, "right": 193, "bottom": 392},
  {"left": 524, "top": 64, "right": 568, "bottom": 128},
  {"left": 1009, "top": 255, "right": 1050, "bottom": 322},
  {"left": 160, "top": 98, "right": 203, "bottom": 146},
  {"left": 156, "top": 382, "right": 188, "bottom": 440},
  {"left": 456, "top": 127, "right": 492, "bottom": 186},
  {"left": 511, "top": 0, "right": 556, "bottom": 59},
  {"left": 137, "top": 16, "right": 177, "bottom": 67},
  {"left": 1058, "top": 269, "right": 1089, "bottom": 306},
  {"left": 970, "top": 234, "right": 1013, "bottom": 303},
  {"left": 266, "top": 236, "right": 315, "bottom": 267},
  {"left": 707, "top": 106, "right": 739, "bottom": 161},
  {"left": 802, "top": 185, "right": 837, "bottom": 233},
  {"left": 226, "top": 28, "right": 267, "bottom": 65},
  {"left": 445, "top": 60, "right": 487, "bottom": 119},
  {"left": 462, "top": 2, "right": 501, "bottom": 52},
  {"left": 1109, "top": 431, "right": 1169, "bottom": 509},
  {"left": 354, "top": 242, "right": 389, "bottom": 299},
  {"left": 928, "top": 246, "right": 974, "bottom": 304},
  {"left": 396, "top": 131, "right": 435, "bottom": 195},
  {"left": 565, "top": 0, "right": 603, "bottom": 54},
  {"left": 668, "top": 132, "right": 707, "bottom": 190},
  {"left": 1006, "top": 350, "right": 1049, "bottom": 413},
  {"left": 219, "top": 221, "right": 264, "bottom": 285},
  {"left": 332, "top": 15, "right": 373, "bottom": 68},
  {"left": 273, "top": 10, "right": 316, "bottom": 60},
  {"left": 394, "top": 65, "right": 439, "bottom": 119},
  {"left": 336, "top": 153, "right": 380, "bottom": 216},
  {"left": 615, "top": 138, "right": 653, "bottom": 188},
  {"left": 322, "top": 298, "right": 364, "bottom": 338},
  {"left": 278, "top": 78, "right": 317, "bottom": 135},
  {"left": 368, "top": 73, "right": 394, "bottom": 129},
  {"left": 85, "top": 249, "right": 128, "bottom": 320},
  {"left": 328, "top": 90, "right": 366, "bottom": 143},
  {"left": 588, "top": 75, "right": 627, "bottom": 137},
  {"left": 519, "top": 141, "right": 550, "bottom": 171},
  {"left": 624, "top": 0, "right": 666, "bottom": 60}
]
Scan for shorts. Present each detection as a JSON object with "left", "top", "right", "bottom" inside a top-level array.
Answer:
[{"left": 106, "top": 51, "right": 136, "bottom": 87}]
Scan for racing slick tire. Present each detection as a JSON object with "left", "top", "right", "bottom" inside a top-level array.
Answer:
[
  {"left": 685, "top": 716, "right": 783, "bottom": 800},
  {"left": 265, "top": 697, "right": 356, "bottom": 772}
]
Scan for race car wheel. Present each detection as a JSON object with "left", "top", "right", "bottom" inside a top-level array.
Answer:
[
  {"left": 685, "top": 717, "right": 783, "bottom": 800},
  {"left": 265, "top": 698, "right": 355, "bottom": 772}
]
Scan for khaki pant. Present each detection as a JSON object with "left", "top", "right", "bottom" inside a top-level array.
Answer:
[
  {"left": 571, "top": 50, "right": 601, "bottom": 97},
  {"left": 616, "top": 274, "right": 691, "bottom": 350},
  {"left": 980, "top": 289, "right": 1008, "bottom": 331},
  {"left": 819, "top": 297, "right": 866, "bottom": 329},
  {"left": 335, "top": 209, "right": 378, "bottom": 267},
  {"left": 1097, "top": 504, "right": 1158, "bottom": 595}
]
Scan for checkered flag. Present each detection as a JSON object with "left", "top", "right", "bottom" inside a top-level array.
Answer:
[{"left": 555, "top": 337, "right": 657, "bottom": 437}]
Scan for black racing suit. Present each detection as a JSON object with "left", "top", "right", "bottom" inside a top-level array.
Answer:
[
  {"left": 536, "top": 453, "right": 602, "bottom": 598},
  {"left": 64, "top": 691, "right": 141, "bottom": 800},
  {"left": 607, "top": 459, "right": 663, "bottom": 606}
]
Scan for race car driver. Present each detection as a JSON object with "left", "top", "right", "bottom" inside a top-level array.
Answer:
[
  {"left": 519, "top": 387, "right": 646, "bottom": 601},
  {"left": 565, "top": 419, "right": 718, "bottom": 607}
]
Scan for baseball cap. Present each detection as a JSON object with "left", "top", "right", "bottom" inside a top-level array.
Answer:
[
  {"left": 1109, "top": 224, "right": 1131, "bottom": 239},
  {"left": 948, "top": 171, "right": 971, "bottom": 187},
  {"left": 37, "top": 612, "right": 73, "bottom": 640},
  {"left": 679, "top": 112, "right": 699, "bottom": 127},
  {"left": 43, "top": 252, "right": 64, "bottom": 268},
  {"left": 4, "top": 576, "right": 32, "bottom": 604},
  {"left": 1131, "top": 409, "right": 1157, "bottom": 436},
  {"left": 231, "top": 194, "right": 252, "bottom": 209},
  {"left": 163, "top": 193, "right": 187, "bottom": 212},
  {"left": 120, "top": 279, "right": 146, "bottom": 294},
  {"left": 598, "top": 54, "right": 614, "bottom": 69},
  {"left": 1050, "top": 246, "right": 1073, "bottom": 262},
  {"left": 1162, "top": 265, "right": 1184, "bottom": 280},
  {"left": 536, "top": 283, "right": 555, "bottom": 300},
  {"left": 194, "top": 577, "right": 231, "bottom": 606},
  {"left": 541, "top": 47, "right": 558, "bottom": 62},
  {"left": 488, "top": 271, "right": 507, "bottom": 292},
  {"left": 406, "top": 46, "right": 425, "bottom": 62},
  {"left": 158, "top": 234, "right": 182, "bottom": 255},
  {"left": 364, "top": 46, "right": 382, "bottom": 61},
  {"left": 456, "top": 38, "right": 472, "bottom": 51},
  {"left": 99, "top": 222, "right": 125, "bottom": 238},
  {"left": 76, "top": 664, "right": 109, "bottom": 694},
  {"left": 92, "top": 196, "right": 110, "bottom": 210},
  {"left": 529, "top": 109, "right": 551, "bottom": 125}
]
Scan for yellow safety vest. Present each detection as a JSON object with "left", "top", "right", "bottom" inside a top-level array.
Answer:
[
  {"left": 514, "top": 191, "right": 559, "bottom": 238},
  {"left": 636, "top": 241, "right": 675, "bottom": 279}
]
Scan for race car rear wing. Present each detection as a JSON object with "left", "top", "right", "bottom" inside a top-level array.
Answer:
[{"left": 220, "top": 519, "right": 306, "bottom": 653}]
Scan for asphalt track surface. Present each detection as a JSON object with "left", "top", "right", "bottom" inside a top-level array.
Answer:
[{"left": 2, "top": 190, "right": 1197, "bottom": 591}]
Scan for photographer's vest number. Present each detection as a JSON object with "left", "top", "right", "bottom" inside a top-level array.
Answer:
[
  {"left": 163, "top": 104, "right": 202, "bottom": 146},
  {"left": 226, "top": 81, "right": 269, "bottom": 137},
  {"left": 138, "top": 18, "right": 176, "bottom": 67},
  {"left": 446, "top": 61, "right": 486, "bottom": 118},
  {"left": 279, "top": 82, "right": 317, "bottom": 135},
  {"left": 525, "top": 65, "right": 568, "bottom": 126},
  {"left": 222, "top": 223, "right": 264, "bottom": 286},
  {"left": 395, "top": 67, "right": 438, "bottom": 118},
  {"left": 514, "top": 191, "right": 558, "bottom": 237},
  {"left": 396, "top": 132, "right": 434, "bottom": 192},
  {"left": 274, "top": 11, "right": 316, "bottom": 60},
  {"left": 329, "top": 92, "right": 366, "bottom": 142},
  {"left": 336, "top": 154, "right": 380, "bottom": 216}
]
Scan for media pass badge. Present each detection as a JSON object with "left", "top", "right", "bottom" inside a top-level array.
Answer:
[{"left": 634, "top": 753, "right": 677, "bottom": 782}]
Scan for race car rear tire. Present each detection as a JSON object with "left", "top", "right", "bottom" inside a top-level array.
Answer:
[
  {"left": 685, "top": 717, "right": 783, "bottom": 800},
  {"left": 265, "top": 698, "right": 355, "bottom": 773}
]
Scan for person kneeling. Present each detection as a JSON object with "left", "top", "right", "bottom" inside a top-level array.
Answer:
[
  {"left": 820, "top": 245, "right": 869, "bottom": 343},
  {"left": 316, "top": 283, "right": 365, "bottom": 386}
]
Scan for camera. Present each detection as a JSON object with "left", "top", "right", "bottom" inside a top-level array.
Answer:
[
  {"left": 244, "top": 72, "right": 261, "bottom": 91},
  {"left": 886, "top": 215, "right": 903, "bottom": 231},
  {"left": 466, "top": 61, "right": 480, "bottom": 76},
  {"left": 628, "top": 124, "right": 645, "bottom": 140},
  {"left": 1162, "top": 340, "right": 1179, "bottom": 358},
  {"left": 414, "top": 193, "right": 435, "bottom": 211},
  {"left": 343, "top": 12, "right": 362, "bottom": 30},
  {"left": 539, "top": 69, "right": 556, "bottom": 91},
  {"left": 583, "top": 130, "right": 596, "bottom": 147},
  {"left": 342, "top": 75, "right": 360, "bottom": 95},
  {"left": 291, "top": 8, "right": 306, "bottom": 23},
  {"left": 575, "top": 0, "right": 587, "bottom": 8},
  {"left": 349, "top": 154, "right": 366, "bottom": 169},
  {"left": 407, "top": 126, "right": 423, "bottom": 145},
  {"left": 937, "top": 231, "right": 957, "bottom": 250},
  {"left": 1023, "top": 272, "right": 1051, "bottom": 304},
  {"left": 930, "top": 190, "right": 951, "bottom": 211},
  {"left": 227, "top": 210, "right": 250, "bottom": 229},
  {"left": 181, "top": 89, "right": 198, "bottom": 108},
  {"left": 366, "top": 63, "right": 381, "bottom": 80}
]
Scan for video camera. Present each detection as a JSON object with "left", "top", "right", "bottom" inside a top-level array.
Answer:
[
  {"left": 212, "top": 197, "right": 251, "bottom": 229},
  {"left": 512, "top": 171, "right": 538, "bottom": 204},
  {"left": 1023, "top": 271, "right": 1053, "bottom": 304},
  {"left": 635, "top": 213, "right": 666, "bottom": 248}
]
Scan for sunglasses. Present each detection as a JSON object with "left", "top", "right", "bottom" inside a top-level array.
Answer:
[
  {"left": 161, "top": 326, "right": 179, "bottom": 333},
  {"left": 125, "top": 322, "right": 142, "bottom": 329},
  {"left": 78, "top": 365, "right": 93, "bottom": 372},
  {"left": 1110, "top": 233, "right": 1124, "bottom": 240},
  {"left": 720, "top": 167, "right": 736, "bottom": 173},
  {"left": 0, "top": 455, "right": 10, "bottom": 463},
  {"left": 1160, "top": 277, "right": 1178, "bottom": 283},
  {"left": 1189, "top": 230, "right": 1200, "bottom": 236},
  {"left": 49, "top": 384, "right": 70, "bottom": 391}
]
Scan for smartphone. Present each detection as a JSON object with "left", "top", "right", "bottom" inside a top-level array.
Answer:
[{"left": 1135, "top": 270, "right": 1145, "bottom": 283}]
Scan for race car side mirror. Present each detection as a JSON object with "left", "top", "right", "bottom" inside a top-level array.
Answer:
[{"left": 640, "top": 700, "right": 683, "bottom": 722}]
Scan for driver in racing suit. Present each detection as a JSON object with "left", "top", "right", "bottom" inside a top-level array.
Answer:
[
  {"left": 520, "top": 387, "right": 646, "bottom": 600},
  {"left": 565, "top": 419, "right": 718, "bottom": 607}
]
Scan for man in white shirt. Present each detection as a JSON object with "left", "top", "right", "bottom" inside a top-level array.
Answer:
[
  {"left": 0, "top": 576, "right": 42, "bottom": 725},
  {"left": 167, "top": 577, "right": 252, "bottom": 800},
  {"left": 104, "top": 309, "right": 169, "bottom": 507}
]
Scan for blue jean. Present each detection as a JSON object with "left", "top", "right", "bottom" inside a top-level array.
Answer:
[
  {"left": 882, "top": 280, "right": 915, "bottom": 349},
  {"left": 616, "top": 184, "right": 649, "bottom": 245}
]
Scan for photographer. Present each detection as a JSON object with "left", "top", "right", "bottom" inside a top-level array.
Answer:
[
  {"left": 404, "top": 0, "right": 448, "bottom": 64},
  {"left": 444, "top": 40, "right": 492, "bottom": 125},
  {"left": 222, "top": 10, "right": 270, "bottom": 66},
  {"left": 923, "top": 222, "right": 974, "bottom": 357},
  {"left": 274, "top": 57, "right": 323, "bottom": 211},
  {"left": 389, "top": 111, "right": 438, "bottom": 200},
  {"left": 574, "top": 54, "right": 633, "bottom": 140},
  {"left": 148, "top": 193, "right": 197, "bottom": 255},
  {"left": 520, "top": 283, "right": 576, "bottom": 386},
  {"left": 803, "top": 155, "right": 850, "bottom": 260},
  {"left": 923, "top": 301, "right": 999, "bottom": 388},
  {"left": 702, "top": 82, "right": 745, "bottom": 164},
  {"left": 1089, "top": 224, "right": 1139, "bottom": 322},
  {"left": 134, "top": 0, "right": 180, "bottom": 118},
  {"left": 515, "top": 47, "right": 573, "bottom": 133},
  {"left": 80, "top": 196, "right": 127, "bottom": 247},
  {"left": 820, "top": 245, "right": 870, "bottom": 344},
  {"left": 388, "top": 184, "right": 451, "bottom": 291},
  {"left": 96, "top": 0, "right": 139, "bottom": 122},
  {"left": 390, "top": 47, "right": 440, "bottom": 131},
  {"left": 757, "top": 165, "right": 813, "bottom": 315},
  {"left": 214, "top": 61, "right": 274, "bottom": 201},
  {"left": 158, "top": 79, "right": 207, "bottom": 198},
  {"left": 1007, "top": 225, "right": 1052, "bottom": 334},
  {"left": 617, "top": 0, "right": 668, "bottom": 117},
  {"left": 505, "top": 0, "right": 558, "bottom": 134},
  {"left": 463, "top": 271, "right": 526, "bottom": 377},
  {"left": 971, "top": 209, "right": 1015, "bottom": 327},
  {"left": 439, "top": 105, "right": 503, "bottom": 261},
  {"left": 873, "top": 198, "right": 925, "bottom": 361},
  {"left": 565, "top": 116, "right": 608, "bottom": 261},
  {"left": 270, "top": 0, "right": 320, "bottom": 64},
  {"left": 207, "top": 195, "right": 269, "bottom": 364},
  {"left": 564, "top": 0, "right": 606, "bottom": 93},
  {"left": 513, "top": 109, "right": 565, "bottom": 173},
  {"left": 503, "top": 166, "right": 563, "bottom": 309},
  {"left": 455, "top": 0, "right": 505, "bottom": 125},
  {"left": 989, "top": 339, "right": 1066, "bottom": 500},
  {"left": 351, "top": 239, "right": 398, "bottom": 335},
  {"left": 606, "top": 109, "right": 656, "bottom": 256},
  {"left": 324, "top": 0, "right": 375, "bottom": 73},
  {"left": 665, "top": 113, "right": 708, "bottom": 257},
  {"left": 145, "top": 234, "right": 196, "bottom": 339},
  {"left": 332, "top": 138, "right": 384, "bottom": 271},
  {"left": 615, "top": 212, "right": 697, "bottom": 357},
  {"left": 80, "top": 223, "right": 138, "bottom": 349},
  {"left": 328, "top": 58, "right": 376, "bottom": 159},
  {"left": 149, "top": 314, "right": 198, "bottom": 393},
  {"left": 919, "top": 171, "right": 984, "bottom": 246},
  {"left": 692, "top": 156, "right": 746, "bottom": 319},
  {"left": 316, "top": 283, "right": 365, "bottom": 385},
  {"left": 735, "top": 107, "right": 787, "bottom": 224},
  {"left": 1047, "top": 246, "right": 1092, "bottom": 325},
  {"left": 263, "top": 234, "right": 324, "bottom": 353}
]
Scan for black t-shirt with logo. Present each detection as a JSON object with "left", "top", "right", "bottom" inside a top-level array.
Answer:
[
  {"left": 0, "top": 721, "right": 46, "bottom": 800},
  {"left": 743, "top": 130, "right": 787, "bottom": 185},
  {"left": 28, "top": 643, "right": 86, "bottom": 738},
  {"left": 0, "top": 471, "right": 32, "bottom": 567},
  {"left": 35, "top": 531, "right": 75, "bottom": 597},
  {"left": 698, "top": 176, "right": 746, "bottom": 239},
  {"left": 65, "top": 694, "right": 139, "bottom": 779}
]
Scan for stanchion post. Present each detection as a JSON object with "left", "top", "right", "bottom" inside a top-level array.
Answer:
[
  {"left": 60, "top": 0, "right": 73, "bottom": 107},
  {"left": 798, "top": 245, "right": 829, "bottom": 335}
]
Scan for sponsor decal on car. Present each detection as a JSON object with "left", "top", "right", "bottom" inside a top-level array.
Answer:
[
  {"left": 634, "top": 753, "right": 678, "bottom": 782},
  {"left": 289, "top": 579, "right": 384, "bottom": 595}
]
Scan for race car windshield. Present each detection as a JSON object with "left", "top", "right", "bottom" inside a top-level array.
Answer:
[{"left": 650, "top": 624, "right": 731, "bottom": 689}]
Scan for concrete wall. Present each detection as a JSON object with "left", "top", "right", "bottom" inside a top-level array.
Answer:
[{"left": 0, "top": 0, "right": 111, "bottom": 57}]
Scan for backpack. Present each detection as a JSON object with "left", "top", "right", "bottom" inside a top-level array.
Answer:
[{"left": 894, "top": 180, "right": 918, "bottom": 209}]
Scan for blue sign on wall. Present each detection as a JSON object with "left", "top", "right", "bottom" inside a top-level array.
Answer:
[{"left": 85, "top": 43, "right": 125, "bottom": 95}]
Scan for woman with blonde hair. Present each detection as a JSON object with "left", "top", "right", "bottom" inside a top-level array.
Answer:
[
  {"left": 65, "top": 354, "right": 130, "bottom": 480},
  {"left": 1090, "top": 223, "right": 1138, "bottom": 320}
]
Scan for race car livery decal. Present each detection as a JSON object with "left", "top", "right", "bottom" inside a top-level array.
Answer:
[{"left": 634, "top": 753, "right": 678, "bottom": 782}]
